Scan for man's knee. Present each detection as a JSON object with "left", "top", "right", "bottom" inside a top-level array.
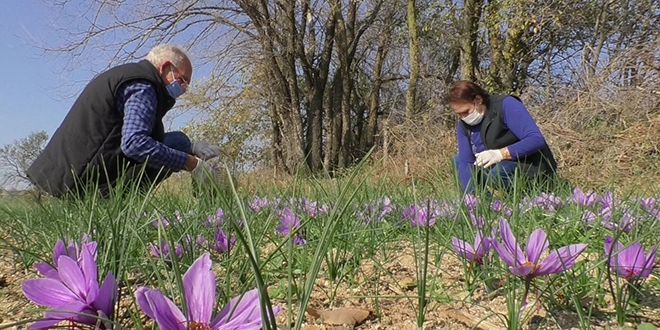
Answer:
[{"left": 163, "top": 131, "right": 192, "bottom": 154}]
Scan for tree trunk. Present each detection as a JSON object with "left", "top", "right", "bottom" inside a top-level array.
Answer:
[
  {"left": 364, "top": 30, "right": 390, "bottom": 151},
  {"left": 459, "top": 0, "right": 483, "bottom": 81},
  {"left": 405, "top": 0, "right": 420, "bottom": 120}
]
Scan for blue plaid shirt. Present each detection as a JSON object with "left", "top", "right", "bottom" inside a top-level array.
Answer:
[{"left": 116, "top": 81, "right": 187, "bottom": 171}]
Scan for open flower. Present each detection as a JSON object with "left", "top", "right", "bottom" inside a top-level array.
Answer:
[
  {"left": 136, "top": 253, "right": 280, "bottom": 330},
  {"left": 275, "top": 208, "right": 306, "bottom": 245},
  {"left": 34, "top": 238, "right": 97, "bottom": 281},
  {"left": 604, "top": 236, "right": 657, "bottom": 280},
  {"left": 492, "top": 219, "right": 587, "bottom": 278},
  {"left": 451, "top": 231, "right": 491, "bottom": 265},
  {"left": 571, "top": 187, "right": 597, "bottom": 207},
  {"left": 210, "top": 228, "right": 236, "bottom": 254},
  {"left": 149, "top": 240, "right": 183, "bottom": 261},
  {"left": 402, "top": 204, "right": 436, "bottom": 227},
  {"left": 249, "top": 196, "right": 270, "bottom": 212},
  {"left": 22, "top": 244, "right": 117, "bottom": 329}
]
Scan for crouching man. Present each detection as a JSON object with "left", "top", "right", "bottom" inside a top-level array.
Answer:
[{"left": 28, "top": 44, "right": 219, "bottom": 198}]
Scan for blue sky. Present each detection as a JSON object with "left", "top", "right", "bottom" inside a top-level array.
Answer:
[
  {"left": 0, "top": 1, "right": 196, "bottom": 147},
  {"left": 0, "top": 2, "right": 72, "bottom": 146}
]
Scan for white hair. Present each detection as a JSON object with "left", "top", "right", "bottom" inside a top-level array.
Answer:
[{"left": 145, "top": 44, "right": 190, "bottom": 67}]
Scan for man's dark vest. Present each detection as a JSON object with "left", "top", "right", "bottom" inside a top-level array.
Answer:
[
  {"left": 27, "top": 60, "right": 175, "bottom": 197},
  {"left": 460, "top": 95, "right": 557, "bottom": 178}
]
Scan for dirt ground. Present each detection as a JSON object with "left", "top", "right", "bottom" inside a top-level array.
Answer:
[{"left": 1, "top": 241, "right": 659, "bottom": 330}]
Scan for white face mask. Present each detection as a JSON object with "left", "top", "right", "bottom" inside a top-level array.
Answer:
[{"left": 462, "top": 105, "right": 484, "bottom": 126}]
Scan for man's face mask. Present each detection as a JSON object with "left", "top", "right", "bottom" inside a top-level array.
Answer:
[
  {"left": 166, "top": 67, "right": 185, "bottom": 99},
  {"left": 461, "top": 104, "right": 484, "bottom": 126}
]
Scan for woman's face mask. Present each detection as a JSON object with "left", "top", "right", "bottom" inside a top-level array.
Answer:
[{"left": 461, "top": 104, "right": 484, "bottom": 126}]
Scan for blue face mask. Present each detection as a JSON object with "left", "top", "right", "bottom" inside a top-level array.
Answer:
[
  {"left": 166, "top": 67, "right": 185, "bottom": 99},
  {"left": 166, "top": 80, "right": 184, "bottom": 99}
]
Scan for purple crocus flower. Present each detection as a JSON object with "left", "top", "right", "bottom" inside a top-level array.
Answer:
[
  {"left": 532, "top": 192, "right": 564, "bottom": 212},
  {"left": 34, "top": 238, "right": 98, "bottom": 281},
  {"left": 598, "top": 191, "right": 621, "bottom": 209},
  {"left": 206, "top": 208, "right": 225, "bottom": 227},
  {"left": 210, "top": 228, "right": 236, "bottom": 254},
  {"left": 402, "top": 205, "right": 436, "bottom": 227},
  {"left": 275, "top": 208, "right": 306, "bottom": 245},
  {"left": 463, "top": 194, "right": 478, "bottom": 211},
  {"left": 135, "top": 253, "right": 281, "bottom": 330},
  {"left": 492, "top": 219, "right": 587, "bottom": 278},
  {"left": 249, "top": 196, "right": 270, "bottom": 212},
  {"left": 490, "top": 199, "right": 513, "bottom": 216},
  {"left": 275, "top": 208, "right": 300, "bottom": 235},
  {"left": 152, "top": 214, "right": 171, "bottom": 227},
  {"left": 355, "top": 197, "right": 396, "bottom": 224},
  {"left": 640, "top": 197, "right": 656, "bottom": 211},
  {"left": 22, "top": 245, "right": 117, "bottom": 329},
  {"left": 451, "top": 231, "right": 491, "bottom": 265},
  {"left": 582, "top": 210, "right": 597, "bottom": 224},
  {"left": 604, "top": 236, "right": 657, "bottom": 280},
  {"left": 571, "top": 187, "right": 597, "bottom": 207},
  {"left": 469, "top": 212, "right": 485, "bottom": 228},
  {"left": 150, "top": 240, "right": 183, "bottom": 260},
  {"left": 598, "top": 207, "right": 635, "bottom": 233}
]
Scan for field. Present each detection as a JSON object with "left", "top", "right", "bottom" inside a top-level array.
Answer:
[{"left": 1, "top": 164, "right": 659, "bottom": 330}]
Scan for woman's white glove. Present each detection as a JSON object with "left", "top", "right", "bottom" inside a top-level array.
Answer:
[
  {"left": 192, "top": 140, "right": 221, "bottom": 160},
  {"left": 475, "top": 149, "right": 503, "bottom": 168}
]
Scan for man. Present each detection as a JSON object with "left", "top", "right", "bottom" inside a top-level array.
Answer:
[{"left": 27, "top": 44, "right": 219, "bottom": 198}]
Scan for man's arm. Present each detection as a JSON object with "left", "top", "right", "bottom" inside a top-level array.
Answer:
[{"left": 117, "top": 81, "right": 189, "bottom": 171}]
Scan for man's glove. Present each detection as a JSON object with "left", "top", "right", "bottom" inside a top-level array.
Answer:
[
  {"left": 192, "top": 140, "right": 221, "bottom": 160},
  {"left": 475, "top": 149, "right": 503, "bottom": 168},
  {"left": 191, "top": 158, "right": 215, "bottom": 185}
]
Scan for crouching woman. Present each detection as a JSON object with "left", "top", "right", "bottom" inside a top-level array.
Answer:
[{"left": 447, "top": 80, "right": 557, "bottom": 195}]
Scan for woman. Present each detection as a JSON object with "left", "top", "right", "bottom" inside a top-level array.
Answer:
[{"left": 447, "top": 80, "right": 557, "bottom": 194}]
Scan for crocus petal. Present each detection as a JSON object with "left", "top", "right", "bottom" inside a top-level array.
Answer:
[
  {"left": 57, "top": 255, "right": 87, "bottom": 301},
  {"left": 22, "top": 278, "right": 76, "bottom": 307},
  {"left": 474, "top": 231, "right": 489, "bottom": 257},
  {"left": 451, "top": 238, "right": 476, "bottom": 261},
  {"left": 640, "top": 245, "right": 657, "bottom": 278},
  {"left": 34, "top": 262, "right": 60, "bottom": 280},
  {"left": 27, "top": 301, "right": 89, "bottom": 329},
  {"left": 143, "top": 289, "right": 186, "bottom": 330},
  {"left": 211, "top": 288, "right": 260, "bottom": 327},
  {"left": 183, "top": 253, "right": 215, "bottom": 324},
  {"left": 53, "top": 240, "right": 66, "bottom": 265},
  {"left": 499, "top": 219, "right": 525, "bottom": 266},
  {"left": 94, "top": 272, "right": 117, "bottom": 318},
  {"left": 82, "top": 241, "right": 98, "bottom": 261},
  {"left": 526, "top": 229, "right": 548, "bottom": 265},
  {"left": 44, "top": 301, "right": 96, "bottom": 326},
  {"left": 535, "top": 244, "right": 587, "bottom": 276},
  {"left": 618, "top": 242, "right": 644, "bottom": 277},
  {"left": 135, "top": 287, "right": 156, "bottom": 320},
  {"left": 79, "top": 244, "right": 99, "bottom": 304},
  {"left": 492, "top": 240, "right": 516, "bottom": 268},
  {"left": 604, "top": 236, "right": 614, "bottom": 256}
]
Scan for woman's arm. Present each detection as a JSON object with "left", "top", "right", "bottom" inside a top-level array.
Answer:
[{"left": 501, "top": 96, "right": 548, "bottom": 160}]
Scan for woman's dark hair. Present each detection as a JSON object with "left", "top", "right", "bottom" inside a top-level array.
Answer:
[{"left": 446, "top": 80, "right": 490, "bottom": 104}]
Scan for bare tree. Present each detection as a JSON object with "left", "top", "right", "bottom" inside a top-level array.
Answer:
[{"left": 0, "top": 131, "right": 49, "bottom": 189}]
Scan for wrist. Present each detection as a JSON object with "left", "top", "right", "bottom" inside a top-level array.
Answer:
[
  {"left": 499, "top": 147, "right": 511, "bottom": 160},
  {"left": 184, "top": 155, "right": 201, "bottom": 172}
]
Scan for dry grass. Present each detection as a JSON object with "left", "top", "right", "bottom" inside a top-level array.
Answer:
[{"left": 371, "top": 86, "right": 660, "bottom": 195}]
